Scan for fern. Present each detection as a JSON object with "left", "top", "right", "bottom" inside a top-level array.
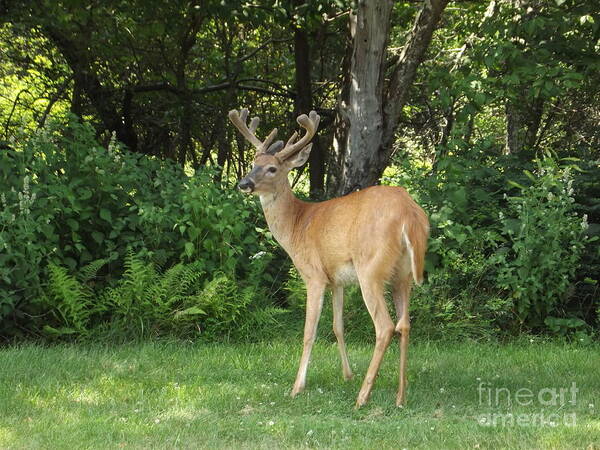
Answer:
[
  {"left": 43, "top": 252, "right": 285, "bottom": 341},
  {"left": 44, "top": 264, "right": 93, "bottom": 335},
  {"left": 121, "top": 251, "right": 156, "bottom": 300},
  {"left": 78, "top": 259, "right": 107, "bottom": 283},
  {"left": 98, "top": 254, "right": 206, "bottom": 339}
]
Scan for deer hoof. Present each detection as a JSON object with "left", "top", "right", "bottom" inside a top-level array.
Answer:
[
  {"left": 290, "top": 385, "right": 304, "bottom": 398},
  {"left": 355, "top": 392, "right": 369, "bottom": 408},
  {"left": 396, "top": 390, "right": 407, "bottom": 407}
]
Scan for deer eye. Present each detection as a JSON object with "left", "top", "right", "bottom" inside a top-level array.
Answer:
[{"left": 267, "top": 167, "right": 277, "bottom": 174}]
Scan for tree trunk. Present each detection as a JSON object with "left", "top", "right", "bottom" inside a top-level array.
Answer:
[
  {"left": 328, "top": 15, "right": 354, "bottom": 196},
  {"left": 504, "top": 0, "right": 545, "bottom": 155},
  {"left": 505, "top": 101, "right": 524, "bottom": 155},
  {"left": 505, "top": 95, "right": 544, "bottom": 154},
  {"left": 334, "top": 0, "right": 449, "bottom": 195},
  {"left": 339, "top": 0, "right": 392, "bottom": 195},
  {"left": 293, "top": 13, "right": 324, "bottom": 198}
]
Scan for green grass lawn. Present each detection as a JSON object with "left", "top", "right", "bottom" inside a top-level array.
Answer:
[{"left": 0, "top": 338, "right": 598, "bottom": 449}]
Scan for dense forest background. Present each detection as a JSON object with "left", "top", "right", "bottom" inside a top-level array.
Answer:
[{"left": 0, "top": 0, "right": 598, "bottom": 342}]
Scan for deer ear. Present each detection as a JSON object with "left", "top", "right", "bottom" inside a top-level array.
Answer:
[{"left": 286, "top": 144, "right": 312, "bottom": 169}]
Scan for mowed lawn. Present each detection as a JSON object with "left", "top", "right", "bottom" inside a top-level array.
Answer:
[{"left": 0, "top": 339, "right": 598, "bottom": 449}]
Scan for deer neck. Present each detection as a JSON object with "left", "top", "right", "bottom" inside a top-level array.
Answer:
[{"left": 259, "top": 180, "right": 303, "bottom": 255}]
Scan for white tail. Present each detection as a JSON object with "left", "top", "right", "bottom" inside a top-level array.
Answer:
[{"left": 230, "top": 108, "right": 429, "bottom": 407}]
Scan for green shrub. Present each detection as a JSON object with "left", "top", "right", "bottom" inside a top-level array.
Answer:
[
  {"left": 0, "top": 171, "right": 55, "bottom": 335},
  {"left": 0, "top": 118, "right": 283, "bottom": 339},
  {"left": 386, "top": 145, "right": 598, "bottom": 337},
  {"left": 494, "top": 157, "right": 590, "bottom": 329}
]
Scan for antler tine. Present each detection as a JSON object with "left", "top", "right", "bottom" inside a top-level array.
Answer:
[
  {"left": 266, "top": 140, "right": 284, "bottom": 155},
  {"left": 228, "top": 108, "right": 278, "bottom": 154},
  {"left": 262, "top": 128, "right": 278, "bottom": 152},
  {"left": 249, "top": 117, "right": 260, "bottom": 133},
  {"left": 277, "top": 110, "right": 321, "bottom": 160},
  {"left": 286, "top": 132, "right": 298, "bottom": 146}
]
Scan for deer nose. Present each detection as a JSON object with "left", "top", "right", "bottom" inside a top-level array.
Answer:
[{"left": 238, "top": 178, "right": 255, "bottom": 192}]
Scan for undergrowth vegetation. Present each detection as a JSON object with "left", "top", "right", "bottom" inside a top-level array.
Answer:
[
  {"left": 0, "top": 120, "right": 598, "bottom": 343},
  {"left": 1, "top": 120, "right": 286, "bottom": 341}
]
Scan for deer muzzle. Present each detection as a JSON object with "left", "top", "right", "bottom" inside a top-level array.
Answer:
[{"left": 238, "top": 178, "right": 255, "bottom": 193}]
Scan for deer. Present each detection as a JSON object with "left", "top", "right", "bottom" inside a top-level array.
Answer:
[{"left": 228, "top": 108, "right": 429, "bottom": 408}]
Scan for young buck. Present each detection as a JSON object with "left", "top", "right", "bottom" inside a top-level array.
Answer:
[{"left": 229, "top": 108, "right": 429, "bottom": 407}]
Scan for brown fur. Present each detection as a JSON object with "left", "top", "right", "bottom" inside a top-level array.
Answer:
[{"left": 231, "top": 111, "right": 429, "bottom": 407}]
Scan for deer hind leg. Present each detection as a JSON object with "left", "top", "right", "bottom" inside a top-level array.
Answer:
[
  {"left": 332, "top": 285, "right": 353, "bottom": 381},
  {"left": 291, "top": 280, "right": 326, "bottom": 397},
  {"left": 393, "top": 274, "right": 412, "bottom": 407},
  {"left": 355, "top": 270, "right": 395, "bottom": 408}
]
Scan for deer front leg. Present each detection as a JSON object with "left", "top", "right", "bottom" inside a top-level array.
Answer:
[
  {"left": 291, "top": 281, "right": 326, "bottom": 397},
  {"left": 332, "top": 285, "right": 353, "bottom": 380}
]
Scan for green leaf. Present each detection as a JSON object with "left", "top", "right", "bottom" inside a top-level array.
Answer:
[
  {"left": 67, "top": 218, "right": 79, "bottom": 231},
  {"left": 43, "top": 325, "right": 78, "bottom": 336},
  {"left": 99, "top": 208, "right": 112, "bottom": 222},
  {"left": 92, "top": 231, "right": 104, "bottom": 244},
  {"left": 175, "top": 306, "right": 206, "bottom": 318},
  {"left": 79, "top": 189, "right": 92, "bottom": 200},
  {"left": 184, "top": 242, "right": 194, "bottom": 257},
  {"left": 508, "top": 180, "right": 526, "bottom": 189}
]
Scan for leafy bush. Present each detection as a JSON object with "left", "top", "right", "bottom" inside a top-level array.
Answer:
[
  {"left": 494, "top": 157, "right": 590, "bottom": 328},
  {"left": 0, "top": 118, "right": 283, "bottom": 339},
  {"left": 0, "top": 172, "right": 55, "bottom": 336},
  {"left": 387, "top": 146, "right": 596, "bottom": 337}
]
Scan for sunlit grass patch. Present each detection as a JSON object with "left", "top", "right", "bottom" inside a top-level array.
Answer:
[{"left": 0, "top": 339, "right": 598, "bottom": 448}]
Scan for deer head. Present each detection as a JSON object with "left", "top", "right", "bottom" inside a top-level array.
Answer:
[{"left": 228, "top": 109, "right": 320, "bottom": 194}]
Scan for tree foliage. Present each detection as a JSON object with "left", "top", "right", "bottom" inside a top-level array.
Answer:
[{"left": 1, "top": 0, "right": 598, "bottom": 340}]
